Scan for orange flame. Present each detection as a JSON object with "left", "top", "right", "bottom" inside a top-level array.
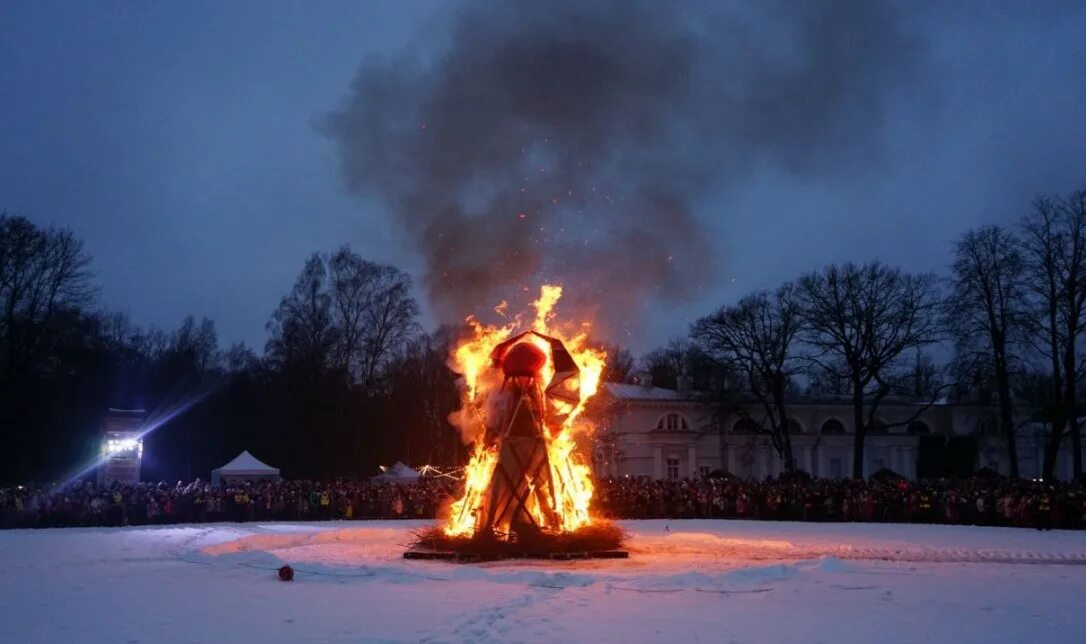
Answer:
[{"left": 443, "top": 284, "right": 606, "bottom": 537}]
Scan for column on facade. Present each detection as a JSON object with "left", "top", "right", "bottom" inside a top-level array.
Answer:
[
  {"left": 653, "top": 445, "right": 663, "bottom": 480},
  {"left": 688, "top": 445, "right": 698, "bottom": 478},
  {"left": 903, "top": 447, "right": 916, "bottom": 480}
]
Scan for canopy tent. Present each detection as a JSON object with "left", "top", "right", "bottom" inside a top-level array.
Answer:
[
  {"left": 211, "top": 450, "right": 280, "bottom": 487},
  {"left": 371, "top": 461, "right": 420, "bottom": 484}
]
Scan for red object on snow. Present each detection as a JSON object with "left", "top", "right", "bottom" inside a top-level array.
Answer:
[
  {"left": 278, "top": 565, "right": 294, "bottom": 581},
  {"left": 500, "top": 341, "right": 547, "bottom": 377}
]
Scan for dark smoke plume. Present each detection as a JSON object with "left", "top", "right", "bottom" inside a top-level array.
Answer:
[{"left": 324, "top": 0, "right": 925, "bottom": 338}]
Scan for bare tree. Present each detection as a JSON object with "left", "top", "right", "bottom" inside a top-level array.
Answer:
[
  {"left": 99, "top": 311, "right": 136, "bottom": 349},
  {"left": 385, "top": 329, "right": 460, "bottom": 465},
  {"left": 270, "top": 247, "right": 419, "bottom": 396},
  {"left": 692, "top": 285, "right": 803, "bottom": 471},
  {"left": 327, "top": 247, "right": 371, "bottom": 380},
  {"left": 169, "top": 316, "right": 221, "bottom": 374},
  {"left": 641, "top": 338, "right": 690, "bottom": 389},
  {"left": 891, "top": 350, "right": 943, "bottom": 401},
  {"left": 1020, "top": 190, "right": 1086, "bottom": 479},
  {"left": 946, "top": 225, "right": 1028, "bottom": 477},
  {"left": 797, "top": 262, "right": 942, "bottom": 478},
  {"left": 806, "top": 357, "right": 852, "bottom": 396},
  {"left": 354, "top": 263, "right": 419, "bottom": 394},
  {"left": 0, "top": 215, "right": 94, "bottom": 381},
  {"left": 222, "top": 342, "right": 256, "bottom": 373},
  {"left": 1013, "top": 368, "right": 1061, "bottom": 441},
  {"left": 600, "top": 344, "right": 635, "bottom": 383},
  {"left": 265, "top": 254, "right": 338, "bottom": 377},
  {"left": 135, "top": 327, "right": 171, "bottom": 364}
]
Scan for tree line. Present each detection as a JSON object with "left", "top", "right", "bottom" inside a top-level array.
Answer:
[
  {"left": 657, "top": 189, "right": 1085, "bottom": 480},
  {"left": 0, "top": 214, "right": 463, "bottom": 484},
  {"left": 2, "top": 187, "right": 1083, "bottom": 483}
]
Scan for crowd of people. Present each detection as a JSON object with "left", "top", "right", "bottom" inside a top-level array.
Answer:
[
  {"left": 1, "top": 474, "right": 1083, "bottom": 531},
  {"left": 0, "top": 478, "right": 460, "bottom": 529},
  {"left": 594, "top": 474, "right": 1085, "bottom": 530}
]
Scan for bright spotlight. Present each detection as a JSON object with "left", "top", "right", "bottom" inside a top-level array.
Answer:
[{"left": 103, "top": 437, "right": 143, "bottom": 457}]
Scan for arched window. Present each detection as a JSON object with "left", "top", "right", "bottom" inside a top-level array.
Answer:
[
  {"left": 732, "top": 417, "right": 760, "bottom": 434},
  {"left": 907, "top": 421, "right": 931, "bottom": 435},
  {"left": 657, "top": 413, "right": 690, "bottom": 432},
  {"left": 820, "top": 419, "right": 846, "bottom": 435},
  {"left": 867, "top": 419, "right": 888, "bottom": 434},
  {"left": 787, "top": 418, "right": 804, "bottom": 434}
]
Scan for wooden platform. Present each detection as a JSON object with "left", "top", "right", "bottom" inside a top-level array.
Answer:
[{"left": 403, "top": 547, "right": 629, "bottom": 562}]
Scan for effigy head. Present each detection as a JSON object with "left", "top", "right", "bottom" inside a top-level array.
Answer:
[
  {"left": 500, "top": 341, "right": 548, "bottom": 378},
  {"left": 491, "top": 331, "right": 582, "bottom": 411}
]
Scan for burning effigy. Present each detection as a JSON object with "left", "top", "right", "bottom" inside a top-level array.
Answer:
[{"left": 406, "top": 285, "right": 625, "bottom": 560}]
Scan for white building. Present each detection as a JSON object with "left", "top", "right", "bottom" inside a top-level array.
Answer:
[{"left": 592, "top": 381, "right": 1085, "bottom": 481}]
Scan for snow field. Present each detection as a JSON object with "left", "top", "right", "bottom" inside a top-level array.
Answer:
[{"left": 2, "top": 520, "right": 1085, "bottom": 643}]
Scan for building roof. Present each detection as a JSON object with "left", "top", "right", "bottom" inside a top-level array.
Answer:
[
  {"left": 103, "top": 408, "right": 146, "bottom": 432},
  {"left": 600, "top": 383, "right": 950, "bottom": 408},
  {"left": 603, "top": 383, "right": 688, "bottom": 401}
]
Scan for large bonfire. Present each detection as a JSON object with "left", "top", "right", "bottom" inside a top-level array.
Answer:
[{"left": 412, "top": 285, "right": 624, "bottom": 558}]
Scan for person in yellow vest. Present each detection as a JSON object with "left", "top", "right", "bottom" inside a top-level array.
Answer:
[
  {"left": 319, "top": 491, "right": 331, "bottom": 520},
  {"left": 233, "top": 490, "right": 249, "bottom": 522},
  {"left": 918, "top": 492, "right": 933, "bottom": 523}
]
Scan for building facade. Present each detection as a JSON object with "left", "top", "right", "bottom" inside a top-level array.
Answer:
[{"left": 593, "top": 382, "right": 1084, "bottom": 481}]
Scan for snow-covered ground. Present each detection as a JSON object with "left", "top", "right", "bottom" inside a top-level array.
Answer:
[{"left": 3, "top": 520, "right": 1085, "bottom": 643}]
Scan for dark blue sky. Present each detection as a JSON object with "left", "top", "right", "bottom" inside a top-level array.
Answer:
[{"left": 2, "top": 2, "right": 1084, "bottom": 353}]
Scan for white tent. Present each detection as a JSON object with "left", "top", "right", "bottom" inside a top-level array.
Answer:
[
  {"left": 371, "top": 461, "right": 420, "bottom": 484},
  {"left": 211, "top": 450, "right": 280, "bottom": 487}
]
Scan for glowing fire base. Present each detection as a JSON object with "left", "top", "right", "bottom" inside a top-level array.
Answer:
[{"left": 404, "top": 523, "right": 627, "bottom": 562}]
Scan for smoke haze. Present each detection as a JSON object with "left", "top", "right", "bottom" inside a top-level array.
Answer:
[{"left": 324, "top": 0, "right": 926, "bottom": 338}]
